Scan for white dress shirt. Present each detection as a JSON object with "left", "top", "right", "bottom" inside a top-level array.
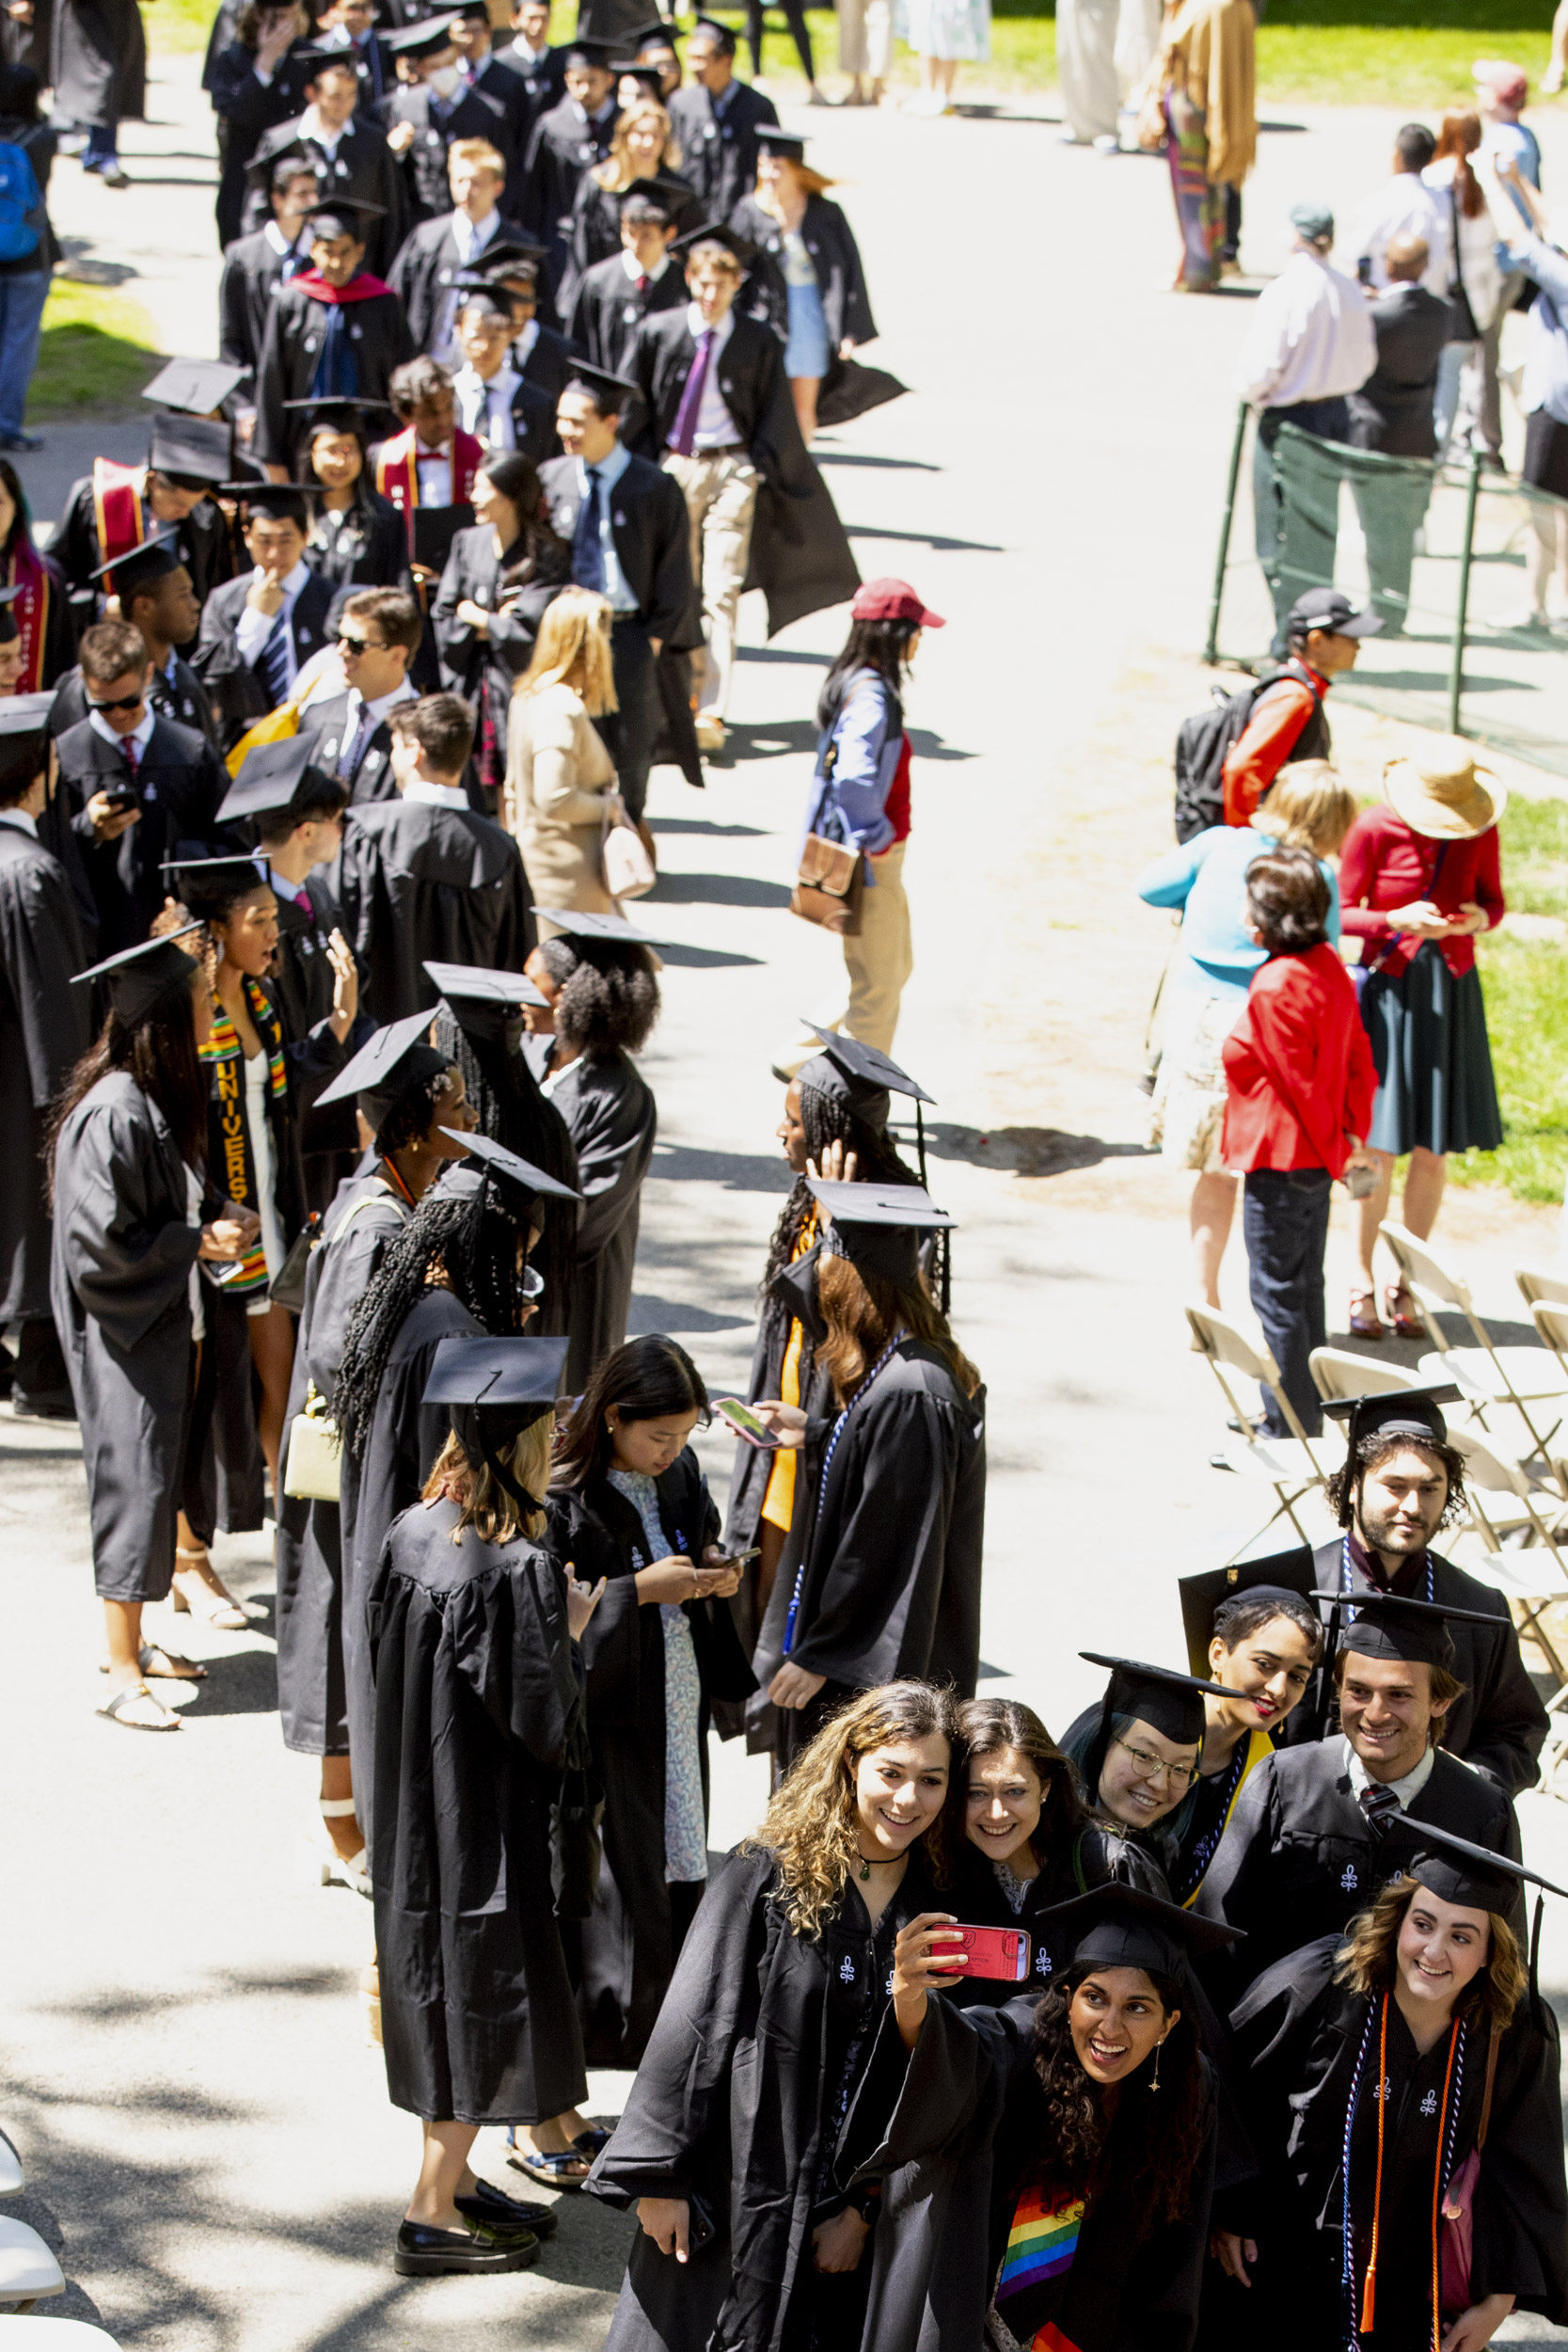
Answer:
[
  {"left": 1348, "top": 170, "right": 1451, "bottom": 296},
  {"left": 1234, "top": 250, "right": 1378, "bottom": 410},
  {"left": 684, "top": 302, "right": 740, "bottom": 448},
  {"left": 0, "top": 804, "right": 36, "bottom": 835},
  {"left": 413, "top": 441, "right": 454, "bottom": 508},
  {"left": 453, "top": 360, "right": 520, "bottom": 450},
  {"left": 88, "top": 705, "right": 157, "bottom": 760},
  {"left": 299, "top": 104, "right": 343, "bottom": 159},
  {"left": 234, "top": 559, "right": 314, "bottom": 690},
  {"left": 263, "top": 219, "right": 309, "bottom": 264},
  {"left": 404, "top": 778, "right": 470, "bottom": 808},
  {"left": 1342, "top": 1734, "right": 1437, "bottom": 1811},
  {"left": 622, "top": 248, "right": 669, "bottom": 286},
  {"left": 575, "top": 443, "right": 638, "bottom": 612}
]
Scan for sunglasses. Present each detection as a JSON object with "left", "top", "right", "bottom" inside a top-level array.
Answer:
[
  {"left": 336, "top": 631, "right": 386, "bottom": 652},
  {"left": 89, "top": 692, "right": 145, "bottom": 713}
]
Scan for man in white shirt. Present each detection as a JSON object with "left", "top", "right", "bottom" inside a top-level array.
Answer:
[
  {"left": 193, "top": 485, "right": 336, "bottom": 748},
  {"left": 386, "top": 137, "right": 536, "bottom": 360},
  {"left": 451, "top": 288, "right": 555, "bottom": 461},
  {"left": 1235, "top": 201, "right": 1376, "bottom": 647},
  {"left": 1347, "top": 122, "right": 1450, "bottom": 295},
  {"left": 300, "top": 588, "right": 422, "bottom": 803}
]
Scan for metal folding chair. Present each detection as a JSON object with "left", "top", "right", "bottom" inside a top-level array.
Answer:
[
  {"left": 1186, "top": 1304, "right": 1338, "bottom": 1561},
  {"left": 1379, "top": 1222, "right": 1568, "bottom": 1470},
  {"left": 1442, "top": 1423, "right": 1568, "bottom": 1690}
]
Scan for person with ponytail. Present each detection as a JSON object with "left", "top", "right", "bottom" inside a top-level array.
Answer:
[
  {"left": 747, "top": 1177, "right": 986, "bottom": 1772},
  {"left": 1221, "top": 1824, "right": 1568, "bottom": 2352},
  {"left": 369, "top": 1333, "right": 606, "bottom": 2280},
  {"left": 49, "top": 929, "right": 260, "bottom": 1731},
  {"left": 585, "top": 1681, "right": 960, "bottom": 2350}
]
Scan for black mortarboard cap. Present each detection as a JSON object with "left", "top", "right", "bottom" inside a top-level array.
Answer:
[
  {"left": 384, "top": 10, "right": 458, "bottom": 47},
  {"left": 301, "top": 196, "right": 386, "bottom": 237},
  {"left": 473, "top": 238, "right": 549, "bottom": 276},
  {"left": 245, "top": 135, "right": 312, "bottom": 191},
  {"left": 562, "top": 35, "right": 617, "bottom": 63},
  {"left": 0, "top": 690, "right": 55, "bottom": 781},
  {"left": 619, "top": 173, "right": 694, "bottom": 225},
  {"left": 423, "top": 959, "right": 547, "bottom": 1009},
  {"left": 1323, "top": 1383, "right": 1464, "bottom": 1521},
  {"left": 689, "top": 14, "right": 736, "bottom": 49},
  {"left": 294, "top": 38, "right": 367, "bottom": 71},
  {"left": 1037, "top": 1883, "right": 1243, "bottom": 1980},
  {"left": 148, "top": 413, "right": 232, "bottom": 489},
  {"left": 315, "top": 1009, "right": 449, "bottom": 1127},
  {"left": 630, "top": 18, "right": 683, "bottom": 44},
  {"left": 671, "top": 218, "right": 755, "bottom": 266},
  {"left": 1385, "top": 1817, "right": 1568, "bottom": 1915},
  {"left": 1177, "top": 1548, "right": 1317, "bottom": 1677},
  {"left": 437, "top": 1125, "right": 581, "bottom": 1203},
  {"left": 73, "top": 925, "right": 205, "bottom": 1024},
  {"left": 140, "top": 358, "right": 247, "bottom": 416},
  {"left": 160, "top": 853, "right": 274, "bottom": 914},
  {"left": 1080, "top": 1652, "right": 1235, "bottom": 1757},
  {"left": 423, "top": 1331, "right": 569, "bottom": 1407},
  {"left": 454, "top": 284, "right": 515, "bottom": 323},
  {"left": 217, "top": 735, "right": 341, "bottom": 827},
  {"left": 216, "top": 480, "right": 312, "bottom": 518},
  {"left": 284, "top": 395, "right": 395, "bottom": 433},
  {"left": 802, "top": 1024, "right": 932, "bottom": 1103},
  {"left": 612, "top": 60, "right": 665, "bottom": 95},
  {"left": 809, "top": 1176, "right": 954, "bottom": 1286},
  {"left": 536, "top": 906, "right": 660, "bottom": 945},
  {"left": 558, "top": 358, "right": 638, "bottom": 412},
  {"left": 755, "top": 128, "right": 807, "bottom": 159},
  {"left": 450, "top": 0, "right": 492, "bottom": 17},
  {"left": 1310, "top": 1586, "right": 1499, "bottom": 1672},
  {"left": 87, "top": 530, "right": 183, "bottom": 592}
]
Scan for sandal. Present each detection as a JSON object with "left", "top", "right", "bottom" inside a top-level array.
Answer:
[
  {"left": 1348, "top": 1288, "right": 1386, "bottom": 1340},
  {"left": 572, "top": 2127, "right": 611, "bottom": 2158},
  {"left": 1384, "top": 1283, "right": 1423, "bottom": 1341},
  {"left": 170, "top": 1546, "right": 248, "bottom": 1630},
  {"left": 98, "top": 1644, "right": 207, "bottom": 1681},
  {"left": 97, "top": 1678, "right": 181, "bottom": 1732},
  {"left": 505, "top": 2144, "right": 592, "bottom": 2192}
]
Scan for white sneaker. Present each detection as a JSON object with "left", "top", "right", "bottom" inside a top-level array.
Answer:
[{"left": 696, "top": 715, "right": 727, "bottom": 752}]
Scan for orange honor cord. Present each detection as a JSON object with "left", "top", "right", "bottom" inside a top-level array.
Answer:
[
  {"left": 1359, "top": 1993, "right": 1390, "bottom": 2335},
  {"left": 1429, "top": 2023, "right": 1461, "bottom": 2352}
]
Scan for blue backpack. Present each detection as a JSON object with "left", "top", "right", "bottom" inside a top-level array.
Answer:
[{"left": 0, "top": 141, "right": 42, "bottom": 265}]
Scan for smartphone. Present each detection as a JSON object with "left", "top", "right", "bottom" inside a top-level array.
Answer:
[
  {"left": 100, "top": 790, "right": 137, "bottom": 813},
  {"left": 686, "top": 2189, "right": 719, "bottom": 2255},
  {"left": 715, "top": 1546, "right": 760, "bottom": 1571},
  {"left": 712, "top": 1397, "right": 784, "bottom": 1450},
  {"left": 942, "top": 1924, "right": 1033, "bottom": 1983}
]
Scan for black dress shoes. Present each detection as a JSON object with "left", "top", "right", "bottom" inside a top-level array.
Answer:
[
  {"left": 455, "top": 2179, "right": 559, "bottom": 2239},
  {"left": 392, "top": 2219, "right": 540, "bottom": 2276}
]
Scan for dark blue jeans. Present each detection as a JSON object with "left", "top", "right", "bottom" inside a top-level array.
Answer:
[
  {"left": 0, "top": 269, "right": 47, "bottom": 437},
  {"left": 1243, "top": 1167, "right": 1332, "bottom": 1437}
]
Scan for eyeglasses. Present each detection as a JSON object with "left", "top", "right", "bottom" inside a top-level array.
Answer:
[
  {"left": 337, "top": 631, "right": 386, "bottom": 652},
  {"left": 89, "top": 692, "right": 145, "bottom": 713},
  {"left": 1113, "top": 1737, "right": 1197, "bottom": 1792}
]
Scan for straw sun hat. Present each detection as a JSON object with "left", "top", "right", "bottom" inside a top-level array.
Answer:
[{"left": 1383, "top": 736, "right": 1507, "bottom": 839}]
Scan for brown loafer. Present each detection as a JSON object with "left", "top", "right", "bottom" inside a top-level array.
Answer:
[{"left": 1349, "top": 1289, "right": 1386, "bottom": 1340}]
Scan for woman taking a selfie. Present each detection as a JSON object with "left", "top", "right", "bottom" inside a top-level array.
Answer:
[{"left": 585, "top": 1680, "right": 960, "bottom": 2348}]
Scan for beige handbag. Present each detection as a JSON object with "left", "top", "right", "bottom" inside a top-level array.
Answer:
[
  {"left": 283, "top": 1381, "right": 342, "bottom": 1502},
  {"left": 602, "top": 807, "right": 656, "bottom": 900},
  {"left": 791, "top": 833, "right": 864, "bottom": 935}
]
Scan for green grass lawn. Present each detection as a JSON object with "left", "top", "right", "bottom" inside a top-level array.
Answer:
[
  {"left": 1450, "top": 796, "right": 1568, "bottom": 1203},
  {"left": 27, "top": 278, "right": 159, "bottom": 419}
]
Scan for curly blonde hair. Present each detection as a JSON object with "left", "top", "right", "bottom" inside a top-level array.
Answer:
[
  {"left": 1336, "top": 1873, "right": 1525, "bottom": 2032},
  {"left": 421, "top": 1417, "right": 552, "bottom": 1547},
  {"left": 593, "top": 100, "right": 681, "bottom": 190},
  {"left": 741, "top": 1680, "right": 959, "bottom": 1939}
]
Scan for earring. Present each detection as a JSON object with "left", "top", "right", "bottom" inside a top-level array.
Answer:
[{"left": 1151, "top": 2038, "right": 1163, "bottom": 2091}]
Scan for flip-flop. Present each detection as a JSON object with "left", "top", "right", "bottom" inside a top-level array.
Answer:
[
  {"left": 97, "top": 1679, "right": 181, "bottom": 1732},
  {"left": 505, "top": 2146, "right": 592, "bottom": 2192},
  {"left": 98, "top": 1645, "right": 207, "bottom": 1681}
]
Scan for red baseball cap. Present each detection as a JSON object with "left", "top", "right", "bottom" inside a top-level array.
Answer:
[
  {"left": 1473, "top": 56, "right": 1528, "bottom": 104},
  {"left": 849, "top": 577, "right": 945, "bottom": 628}
]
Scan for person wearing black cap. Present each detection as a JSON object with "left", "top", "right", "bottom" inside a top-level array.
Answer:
[
  {"left": 629, "top": 216, "right": 858, "bottom": 756},
  {"left": 207, "top": 4, "right": 316, "bottom": 249},
  {"left": 288, "top": 400, "right": 410, "bottom": 596},
  {"left": 274, "top": 1010, "right": 472, "bottom": 1883},
  {"left": 630, "top": 22, "right": 681, "bottom": 101},
  {"left": 1196, "top": 1589, "right": 1524, "bottom": 1995},
  {"left": 0, "top": 457, "right": 74, "bottom": 695},
  {"left": 334, "top": 690, "right": 532, "bottom": 1018},
  {"left": 1223, "top": 1819, "right": 1568, "bottom": 2351},
  {"left": 665, "top": 19, "right": 778, "bottom": 225},
  {"left": 218, "top": 156, "right": 320, "bottom": 397},
  {"left": 384, "top": 136, "right": 536, "bottom": 363},
  {"left": 731, "top": 134, "right": 894, "bottom": 445},
  {"left": 52, "top": 415, "right": 235, "bottom": 640},
  {"left": 556, "top": 99, "right": 689, "bottom": 323},
  {"left": 584, "top": 1678, "right": 960, "bottom": 2343},
  {"left": 517, "top": 39, "right": 620, "bottom": 309},
  {"left": 1219, "top": 584, "right": 1379, "bottom": 826},
  {"left": 425, "top": 958, "right": 579, "bottom": 1333},
  {"left": 544, "top": 1335, "right": 753, "bottom": 2081},
  {"left": 241, "top": 49, "right": 406, "bottom": 273},
  {"left": 315, "top": 0, "right": 394, "bottom": 115},
  {"left": 839, "top": 1883, "right": 1228, "bottom": 2352},
  {"left": 48, "top": 927, "right": 262, "bottom": 1731},
  {"left": 449, "top": 2, "right": 536, "bottom": 179},
  {"left": 722, "top": 1032, "right": 923, "bottom": 1665},
  {"left": 55, "top": 617, "right": 231, "bottom": 958},
  {"left": 747, "top": 1179, "right": 985, "bottom": 1769},
  {"left": 491, "top": 0, "right": 566, "bottom": 131},
  {"left": 475, "top": 242, "right": 578, "bottom": 405},
  {"left": 432, "top": 453, "right": 571, "bottom": 802},
  {"left": 192, "top": 484, "right": 337, "bottom": 749},
  {"left": 451, "top": 280, "right": 560, "bottom": 462},
  {"left": 0, "top": 693, "right": 90, "bottom": 1420},
  {"left": 51, "top": 535, "right": 217, "bottom": 751},
  {"left": 1057, "top": 1653, "right": 1237, "bottom": 1901},
  {"left": 565, "top": 179, "right": 688, "bottom": 373},
  {"left": 251, "top": 202, "right": 416, "bottom": 476},
  {"left": 369, "top": 1332, "right": 602, "bottom": 2276},
  {"left": 383, "top": 18, "right": 515, "bottom": 228},
  {"left": 539, "top": 356, "right": 703, "bottom": 825},
  {"left": 297, "top": 584, "right": 421, "bottom": 803}
]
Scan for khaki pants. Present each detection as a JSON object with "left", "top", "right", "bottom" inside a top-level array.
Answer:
[
  {"left": 778, "top": 840, "right": 913, "bottom": 1073},
  {"left": 836, "top": 0, "right": 891, "bottom": 76},
  {"left": 662, "top": 447, "right": 757, "bottom": 721}
]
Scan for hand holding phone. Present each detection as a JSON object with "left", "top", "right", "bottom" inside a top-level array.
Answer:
[
  {"left": 712, "top": 1396, "right": 784, "bottom": 1450},
  {"left": 948, "top": 1923, "right": 1033, "bottom": 1983}
]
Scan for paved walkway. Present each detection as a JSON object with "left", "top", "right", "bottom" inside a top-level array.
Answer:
[{"left": 6, "top": 53, "right": 1568, "bottom": 2349}]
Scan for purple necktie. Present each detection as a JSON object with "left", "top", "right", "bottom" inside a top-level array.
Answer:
[{"left": 668, "top": 328, "right": 714, "bottom": 457}]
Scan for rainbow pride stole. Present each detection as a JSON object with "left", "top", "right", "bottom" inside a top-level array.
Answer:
[{"left": 995, "top": 2181, "right": 1085, "bottom": 2312}]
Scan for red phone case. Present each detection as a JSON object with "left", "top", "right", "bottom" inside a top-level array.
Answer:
[{"left": 947, "top": 1923, "right": 1031, "bottom": 1982}]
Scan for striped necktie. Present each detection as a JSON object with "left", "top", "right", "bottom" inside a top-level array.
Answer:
[
  {"left": 260, "top": 606, "right": 292, "bottom": 706},
  {"left": 1359, "top": 1780, "right": 1402, "bottom": 1837}
]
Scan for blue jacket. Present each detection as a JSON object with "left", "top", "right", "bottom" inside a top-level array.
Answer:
[{"left": 800, "top": 669, "right": 904, "bottom": 882}]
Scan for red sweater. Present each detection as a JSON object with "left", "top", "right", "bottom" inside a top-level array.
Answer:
[
  {"left": 1222, "top": 942, "right": 1377, "bottom": 1174},
  {"left": 1338, "top": 804, "right": 1504, "bottom": 979}
]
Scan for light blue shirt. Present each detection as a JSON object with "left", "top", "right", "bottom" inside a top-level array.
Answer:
[
  {"left": 1137, "top": 822, "right": 1342, "bottom": 1008},
  {"left": 576, "top": 443, "right": 638, "bottom": 613},
  {"left": 1505, "top": 236, "right": 1568, "bottom": 427}
]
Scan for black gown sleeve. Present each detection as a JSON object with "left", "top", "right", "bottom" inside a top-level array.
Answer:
[
  {"left": 0, "top": 849, "right": 87, "bottom": 1101},
  {"left": 791, "top": 1387, "right": 959, "bottom": 1688},
  {"left": 1465, "top": 1617, "right": 1550, "bottom": 1796},
  {"left": 54, "top": 1094, "right": 199, "bottom": 1352},
  {"left": 1468, "top": 2006, "right": 1568, "bottom": 2322}
]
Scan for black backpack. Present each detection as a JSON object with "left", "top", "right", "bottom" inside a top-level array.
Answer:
[{"left": 1172, "top": 663, "right": 1326, "bottom": 842}]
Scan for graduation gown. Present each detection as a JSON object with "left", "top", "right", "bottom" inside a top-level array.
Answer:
[
  {"left": 566, "top": 250, "right": 686, "bottom": 376},
  {"left": 52, "top": 479, "right": 231, "bottom": 635},
  {"left": 0, "top": 821, "right": 89, "bottom": 1324},
  {"left": 218, "top": 227, "right": 298, "bottom": 389},
  {"left": 665, "top": 80, "right": 778, "bottom": 223},
  {"left": 368, "top": 1494, "right": 589, "bottom": 2124},
  {"left": 55, "top": 713, "right": 230, "bottom": 958},
  {"left": 386, "top": 82, "right": 514, "bottom": 225},
  {"left": 1194, "top": 1737, "right": 1524, "bottom": 2000},
  {"left": 488, "top": 37, "right": 566, "bottom": 134},
  {"left": 385, "top": 207, "right": 536, "bottom": 358},
  {"left": 431, "top": 521, "right": 569, "bottom": 766},
  {"left": 301, "top": 485, "right": 410, "bottom": 602},
  {"left": 193, "top": 569, "right": 337, "bottom": 751},
  {"left": 545, "top": 1450, "right": 754, "bottom": 2066},
  {"left": 628, "top": 309, "right": 861, "bottom": 639},
  {"left": 49, "top": 1072, "right": 200, "bottom": 1604},
  {"left": 2, "top": 547, "right": 77, "bottom": 695},
  {"left": 297, "top": 688, "right": 404, "bottom": 806},
  {"left": 521, "top": 93, "right": 618, "bottom": 307},
  {"left": 51, "top": 653, "right": 219, "bottom": 755},
  {"left": 241, "top": 117, "right": 406, "bottom": 275},
  {"left": 585, "top": 1842, "right": 941, "bottom": 2352},
  {"left": 51, "top": 0, "right": 144, "bottom": 134},
  {"left": 333, "top": 794, "right": 533, "bottom": 1023},
  {"left": 515, "top": 317, "right": 578, "bottom": 404},
  {"left": 252, "top": 272, "right": 415, "bottom": 472},
  {"left": 275, "top": 1171, "right": 408, "bottom": 1756},
  {"left": 1228, "top": 1935, "right": 1568, "bottom": 2349},
  {"left": 748, "top": 1341, "right": 987, "bottom": 1756},
  {"left": 1272, "top": 1536, "right": 1548, "bottom": 1796},
  {"left": 208, "top": 38, "right": 316, "bottom": 246},
  {"left": 341, "top": 1283, "right": 481, "bottom": 1830},
  {"left": 943, "top": 1830, "right": 1167, "bottom": 2009},
  {"left": 270, "top": 874, "right": 369, "bottom": 1207},
  {"left": 543, "top": 1045, "right": 656, "bottom": 1391},
  {"left": 730, "top": 191, "right": 906, "bottom": 430},
  {"left": 558, "top": 169, "right": 690, "bottom": 325}
]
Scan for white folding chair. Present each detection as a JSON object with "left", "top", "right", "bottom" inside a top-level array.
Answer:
[
  {"left": 1516, "top": 1264, "right": 1568, "bottom": 1312},
  {"left": 0, "top": 2218, "right": 63, "bottom": 2312},
  {"left": 0, "top": 2323, "right": 120, "bottom": 2351},
  {"left": 1530, "top": 1301, "right": 1568, "bottom": 1396},
  {"left": 1308, "top": 1349, "right": 1423, "bottom": 1408},
  {"left": 1186, "top": 1304, "right": 1338, "bottom": 1560},
  {"left": 1379, "top": 1222, "right": 1568, "bottom": 1468},
  {"left": 0, "top": 2136, "right": 19, "bottom": 2198},
  {"left": 1443, "top": 1423, "right": 1568, "bottom": 1690}
]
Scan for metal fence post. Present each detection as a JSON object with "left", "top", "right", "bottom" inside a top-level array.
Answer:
[
  {"left": 1447, "top": 450, "right": 1481, "bottom": 738},
  {"left": 1205, "top": 401, "right": 1249, "bottom": 667}
]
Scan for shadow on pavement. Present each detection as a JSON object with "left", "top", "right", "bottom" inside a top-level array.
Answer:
[
  {"left": 628, "top": 1292, "right": 753, "bottom": 1333},
  {"left": 178, "top": 1648, "right": 279, "bottom": 1719},
  {"left": 649, "top": 1142, "right": 794, "bottom": 1194},
  {"left": 815, "top": 452, "right": 942, "bottom": 473},
  {"left": 845, "top": 521, "right": 1005, "bottom": 554},
  {"left": 651, "top": 872, "right": 791, "bottom": 909},
  {"left": 925, "top": 1124, "right": 1158, "bottom": 1177},
  {"left": 654, "top": 940, "right": 765, "bottom": 969},
  {"left": 648, "top": 817, "right": 768, "bottom": 836}
]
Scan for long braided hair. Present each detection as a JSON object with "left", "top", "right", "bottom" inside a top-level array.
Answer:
[
  {"left": 431, "top": 1001, "right": 579, "bottom": 1338},
  {"left": 760, "top": 1076, "right": 919, "bottom": 1295},
  {"left": 334, "top": 1179, "right": 534, "bottom": 1464}
]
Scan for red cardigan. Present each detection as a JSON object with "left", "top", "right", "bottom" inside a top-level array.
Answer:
[
  {"left": 1338, "top": 804, "right": 1504, "bottom": 979},
  {"left": 1222, "top": 942, "right": 1377, "bottom": 1174}
]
